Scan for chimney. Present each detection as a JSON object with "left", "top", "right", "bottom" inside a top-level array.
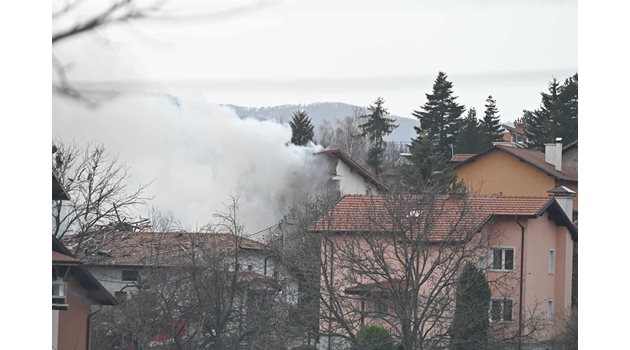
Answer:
[
  {"left": 544, "top": 137, "right": 563, "bottom": 172},
  {"left": 547, "top": 185, "right": 576, "bottom": 220}
]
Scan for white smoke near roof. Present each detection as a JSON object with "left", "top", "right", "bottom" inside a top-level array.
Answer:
[{"left": 52, "top": 94, "right": 328, "bottom": 235}]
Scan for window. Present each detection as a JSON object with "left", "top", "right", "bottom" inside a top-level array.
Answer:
[
  {"left": 272, "top": 270, "right": 279, "bottom": 279},
  {"left": 370, "top": 300, "right": 388, "bottom": 315},
  {"left": 122, "top": 270, "right": 140, "bottom": 282},
  {"left": 52, "top": 280, "right": 67, "bottom": 308},
  {"left": 491, "top": 248, "right": 514, "bottom": 271},
  {"left": 547, "top": 300, "right": 554, "bottom": 321},
  {"left": 548, "top": 250, "right": 556, "bottom": 274},
  {"left": 490, "top": 299, "right": 513, "bottom": 322},
  {"left": 247, "top": 265, "right": 253, "bottom": 271}
]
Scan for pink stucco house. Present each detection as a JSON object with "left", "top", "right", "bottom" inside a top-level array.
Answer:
[{"left": 308, "top": 188, "right": 576, "bottom": 350}]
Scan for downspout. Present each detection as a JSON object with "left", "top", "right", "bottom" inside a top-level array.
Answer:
[
  {"left": 327, "top": 238, "right": 334, "bottom": 350},
  {"left": 86, "top": 305, "right": 102, "bottom": 350},
  {"left": 515, "top": 219, "right": 526, "bottom": 350}
]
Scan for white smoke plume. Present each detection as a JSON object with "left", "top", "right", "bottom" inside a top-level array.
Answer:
[{"left": 52, "top": 94, "right": 329, "bottom": 236}]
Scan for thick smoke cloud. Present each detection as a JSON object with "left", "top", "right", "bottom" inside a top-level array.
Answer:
[{"left": 52, "top": 94, "right": 328, "bottom": 235}]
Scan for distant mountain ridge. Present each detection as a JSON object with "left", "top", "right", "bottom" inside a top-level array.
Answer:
[{"left": 226, "top": 102, "right": 418, "bottom": 142}]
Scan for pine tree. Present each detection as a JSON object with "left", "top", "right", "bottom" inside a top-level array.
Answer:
[
  {"left": 405, "top": 72, "right": 465, "bottom": 192},
  {"left": 523, "top": 75, "right": 578, "bottom": 150},
  {"left": 456, "top": 108, "right": 486, "bottom": 154},
  {"left": 450, "top": 263, "right": 491, "bottom": 350},
  {"left": 359, "top": 97, "right": 398, "bottom": 174},
  {"left": 402, "top": 137, "right": 463, "bottom": 193},
  {"left": 411, "top": 71, "right": 466, "bottom": 155},
  {"left": 480, "top": 95, "right": 502, "bottom": 145},
  {"left": 556, "top": 74, "right": 578, "bottom": 143},
  {"left": 289, "top": 110, "right": 315, "bottom": 146}
]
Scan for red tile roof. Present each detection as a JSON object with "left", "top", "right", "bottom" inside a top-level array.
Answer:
[
  {"left": 454, "top": 145, "right": 578, "bottom": 182},
  {"left": 66, "top": 232, "right": 269, "bottom": 267},
  {"left": 308, "top": 194, "right": 565, "bottom": 240},
  {"left": 52, "top": 250, "right": 81, "bottom": 265},
  {"left": 315, "top": 149, "right": 389, "bottom": 191}
]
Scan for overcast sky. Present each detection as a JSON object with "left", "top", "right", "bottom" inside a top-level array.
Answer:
[
  {"left": 54, "top": 0, "right": 577, "bottom": 119},
  {"left": 52, "top": 0, "right": 577, "bottom": 230}
]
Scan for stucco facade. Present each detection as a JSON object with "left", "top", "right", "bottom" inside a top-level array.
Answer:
[
  {"left": 455, "top": 149, "right": 578, "bottom": 212},
  {"left": 310, "top": 195, "right": 576, "bottom": 349}
]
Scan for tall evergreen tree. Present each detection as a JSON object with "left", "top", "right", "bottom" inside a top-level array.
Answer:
[
  {"left": 289, "top": 110, "right": 315, "bottom": 146},
  {"left": 359, "top": 97, "right": 398, "bottom": 174},
  {"left": 456, "top": 108, "right": 486, "bottom": 154},
  {"left": 523, "top": 75, "right": 578, "bottom": 150},
  {"left": 405, "top": 72, "right": 465, "bottom": 192},
  {"left": 480, "top": 95, "right": 503, "bottom": 145},
  {"left": 556, "top": 74, "right": 578, "bottom": 143},
  {"left": 450, "top": 263, "right": 491, "bottom": 350},
  {"left": 411, "top": 72, "right": 466, "bottom": 155}
]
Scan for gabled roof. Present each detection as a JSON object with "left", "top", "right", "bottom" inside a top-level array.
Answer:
[
  {"left": 453, "top": 145, "right": 578, "bottom": 182},
  {"left": 308, "top": 194, "right": 577, "bottom": 241},
  {"left": 52, "top": 250, "right": 81, "bottom": 265},
  {"left": 314, "top": 149, "right": 389, "bottom": 191},
  {"left": 52, "top": 236, "right": 116, "bottom": 305},
  {"left": 67, "top": 231, "right": 269, "bottom": 267}
]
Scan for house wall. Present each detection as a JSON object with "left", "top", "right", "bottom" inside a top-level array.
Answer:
[
  {"left": 57, "top": 277, "right": 92, "bottom": 350},
  {"left": 334, "top": 159, "right": 378, "bottom": 195},
  {"left": 87, "top": 266, "right": 136, "bottom": 296},
  {"left": 455, "top": 149, "right": 578, "bottom": 212},
  {"left": 87, "top": 251, "right": 299, "bottom": 305},
  {"left": 317, "top": 215, "right": 573, "bottom": 348},
  {"left": 455, "top": 150, "right": 557, "bottom": 198}
]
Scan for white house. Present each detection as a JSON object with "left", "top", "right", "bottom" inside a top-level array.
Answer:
[
  {"left": 67, "top": 231, "right": 298, "bottom": 305},
  {"left": 314, "top": 149, "right": 388, "bottom": 196}
]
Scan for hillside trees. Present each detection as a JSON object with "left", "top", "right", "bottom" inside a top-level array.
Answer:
[
  {"left": 290, "top": 110, "right": 316, "bottom": 146},
  {"left": 359, "top": 97, "right": 398, "bottom": 174}
]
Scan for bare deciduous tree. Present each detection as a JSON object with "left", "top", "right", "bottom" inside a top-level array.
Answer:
[
  {"left": 91, "top": 197, "right": 296, "bottom": 350},
  {"left": 52, "top": 141, "right": 150, "bottom": 258},
  {"left": 310, "top": 189, "right": 549, "bottom": 350}
]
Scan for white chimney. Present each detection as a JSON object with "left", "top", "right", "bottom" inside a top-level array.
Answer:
[
  {"left": 547, "top": 185, "right": 576, "bottom": 220},
  {"left": 544, "top": 137, "right": 563, "bottom": 172}
]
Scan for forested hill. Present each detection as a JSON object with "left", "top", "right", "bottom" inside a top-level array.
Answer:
[{"left": 227, "top": 102, "right": 418, "bottom": 142}]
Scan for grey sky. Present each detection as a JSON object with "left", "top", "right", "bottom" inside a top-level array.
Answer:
[{"left": 54, "top": 0, "right": 577, "bottom": 118}]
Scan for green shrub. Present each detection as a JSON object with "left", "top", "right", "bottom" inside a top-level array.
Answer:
[{"left": 353, "top": 324, "right": 395, "bottom": 350}]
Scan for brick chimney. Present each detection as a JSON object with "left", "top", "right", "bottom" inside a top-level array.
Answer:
[
  {"left": 544, "top": 137, "right": 563, "bottom": 172},
  {"left": 547, "top": 185, "right": 576, "bottom": 219}
]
